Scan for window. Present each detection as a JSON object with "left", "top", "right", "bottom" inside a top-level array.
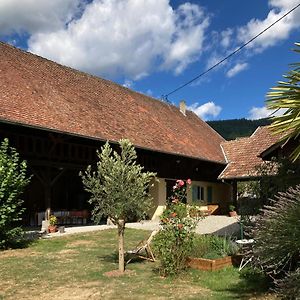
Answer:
[{"left": 192, "top": 185, "right": 205, "bottom": 202}]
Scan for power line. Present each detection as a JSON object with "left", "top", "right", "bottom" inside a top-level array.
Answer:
[{"left": 162, "top": 2, "right": 300, "bottom": 100}]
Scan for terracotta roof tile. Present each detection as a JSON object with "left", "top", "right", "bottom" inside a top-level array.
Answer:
[
  {"left": 0, "top": 42, "right": 225, "bottom": 163},
  {"left": 219, "top": 126, "right": 281, "bottom": 179}
]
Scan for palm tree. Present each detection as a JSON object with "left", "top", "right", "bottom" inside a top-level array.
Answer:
[{"left": 266, "top": 43, "right": 300, "bottom": 161}]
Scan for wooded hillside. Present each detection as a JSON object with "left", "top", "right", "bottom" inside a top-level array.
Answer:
[{"left": 207, "top": 118, "right": 271, "bottom": 140}]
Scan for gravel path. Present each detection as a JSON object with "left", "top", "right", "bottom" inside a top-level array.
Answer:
[{"left": 41, "top": 215, "right": 240, "bottom": 238}]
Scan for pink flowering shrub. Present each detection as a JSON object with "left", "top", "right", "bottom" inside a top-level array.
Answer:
[
  {"left": 153, "top": 179, "right": 202, "bottom": 276},
  {"left": 169, "top": 179, "right": 190, "bottom": 204}
]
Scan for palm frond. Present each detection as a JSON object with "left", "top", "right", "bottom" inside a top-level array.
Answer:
[{"left": 266, "top": 43, "right": 300, "bottom": 162}]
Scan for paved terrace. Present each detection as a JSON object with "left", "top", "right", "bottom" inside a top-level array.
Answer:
[{"left": 41, "top": 216, "right": 240, "bottom": 238}]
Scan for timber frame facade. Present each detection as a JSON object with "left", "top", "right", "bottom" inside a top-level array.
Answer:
[
  {"left": 0, "top": 121, "right": 230, "bottom": 225},
  {"left": 0, "top": 41, "right": 233, "bottom": 225}
]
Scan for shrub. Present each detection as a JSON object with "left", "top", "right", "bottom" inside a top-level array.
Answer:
[
  {"left": 275, "top": 267, "right": 300, "bottom": 300},
  {"left": 238, "top": 159, "right": 300, "bottom": 214},
  {"left": 239, "top": 267, "right": 272, "bottom": 292},
  {"left": 153, "top": 202, "right": 198, "bottom": 276},
  {"left": 0, "top": 138, "right": 31, "bottom": 249},
  {"left": 152, "top": 179, "right": 198, "bottom": 276},
  {"left": 251, "top": 185, "right": 300, "bottom": 296}
]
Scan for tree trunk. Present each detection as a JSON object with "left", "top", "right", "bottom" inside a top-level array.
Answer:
[{"left": 118, "top": 219, "right": 125, "bottom": 272}]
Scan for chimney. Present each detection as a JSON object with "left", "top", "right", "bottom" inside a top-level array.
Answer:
[{"left": 179, "top": 100, "right": 186, "bottom": 116}]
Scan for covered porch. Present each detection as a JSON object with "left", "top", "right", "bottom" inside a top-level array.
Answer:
[{"left": 1, "top": 121, "right": 230, "bottom": 226}]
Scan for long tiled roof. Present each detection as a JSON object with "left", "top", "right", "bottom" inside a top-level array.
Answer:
[
  {"left": 0, "top": 42, "right": 225, "bottom": 163},
  {"left": 219, "top": 126, "right": 281, "bottom": 179}
]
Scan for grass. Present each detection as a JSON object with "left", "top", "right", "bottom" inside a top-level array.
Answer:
[{"left": 0, "top": 229, "right": 274, "bottom": 299}]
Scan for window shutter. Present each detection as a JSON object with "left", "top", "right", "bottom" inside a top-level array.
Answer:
[
  {"left": 192, "top": 185, "right": 198, "bottom": 201},
  {"left": 207, "top": 186, "right": 213, "bottom": 204}
]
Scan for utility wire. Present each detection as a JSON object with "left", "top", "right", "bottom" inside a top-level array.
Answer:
[{"left": 162, "top": 2, "right": 300, "bottom": 100}]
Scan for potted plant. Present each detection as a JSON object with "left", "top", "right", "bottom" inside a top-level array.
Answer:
[
  {"left": 229, "top": 205, "right": 237, "bottom": 217},
  {"left": 48, "top": 215, "right": 58, "bottom": 233}
]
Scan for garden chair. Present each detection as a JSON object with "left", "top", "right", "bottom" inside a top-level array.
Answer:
[{"left": 125, "top": 230, "right": 159, "bottom": 265}]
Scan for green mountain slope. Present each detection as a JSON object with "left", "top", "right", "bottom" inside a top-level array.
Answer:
[{"left": 207, "top": 118, "right": 271, "bottom": 140}]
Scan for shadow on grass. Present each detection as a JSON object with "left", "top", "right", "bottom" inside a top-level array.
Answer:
[
  {"left": 98, "top": 251, "right": 119, "bottom": 263},
  {"left": 99, "top": 250, "right": 154, "bottom": 267},
  {"left": 9, "top": 238, "right": 34, "bottom": 249},
  {"left": 1, "top": 229, "right": 41, "bottom": 251},
  {"left": 221, "top": 267, "right": 273, "bottom": 299}
]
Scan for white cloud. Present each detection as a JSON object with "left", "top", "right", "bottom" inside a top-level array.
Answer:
[
  {"left": 237, "top": 0, "right": 300, "bottom": 52},
  {"left": 122, "top": 80, "right": 134, "bottom": 89},
  {"left": 248, "top": 106, "right": 286, "bottom": 119},
  {"left": 226, "top": 62, "right": 248, "bottom": 78},
  {"left": 145, "top": 89, "right": 153, "bottom": 96},
  {"left": 187, "top": 101, "right": 222, "bottom": 120},
  {"left": 206, "top": 0, "right": 300, "bottom": 79},
  {"left": 162, "top": 3, "right": 210, "bottom": 74},
  {"left": 20, "top": 0, "right": 210, "bottom": 79},
  {"left": 220, "top": 28, "right": 233, "bottom": 48},
  {"left": 0, "top": 0, "right": 83, "bottom": 35}
]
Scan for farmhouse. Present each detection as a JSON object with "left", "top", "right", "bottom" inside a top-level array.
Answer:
[
  {"left": 219, "top": 126, "right": 300, "bottom": 205},
  {"left": 0, "top": 42, "right": 233, "bottom": 225}
]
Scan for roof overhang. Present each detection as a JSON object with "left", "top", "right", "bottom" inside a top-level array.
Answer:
[{"left": 0, "top": 118, "right": 226, "bottom": 166}]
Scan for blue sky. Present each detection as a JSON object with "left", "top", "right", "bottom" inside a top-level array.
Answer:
[{"left": 0, "top": 0, "right": 299, "bottom": 120}]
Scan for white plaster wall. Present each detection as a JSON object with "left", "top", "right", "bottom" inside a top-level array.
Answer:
[
  {"left": 149, "top": 177, "right": 166, "bottom": 220},
  {"left": 148, "top": 178, "right": 231, "bottom": 219}
]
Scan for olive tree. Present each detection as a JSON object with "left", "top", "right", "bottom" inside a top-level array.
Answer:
[
  {"left": 0, "top": 138, "right": 31, "bottom": 249},
  {"left": 80, "top": 139, "right": 156, "bottom": 272}
]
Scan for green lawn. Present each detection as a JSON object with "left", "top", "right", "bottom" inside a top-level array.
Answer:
[{"left": 0, "top": 229, "right": 274, "bottom": 299}]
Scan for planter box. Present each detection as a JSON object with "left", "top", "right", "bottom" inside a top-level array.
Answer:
[{"left": 186, "top": 256, "right": 233, "bottom": 271}]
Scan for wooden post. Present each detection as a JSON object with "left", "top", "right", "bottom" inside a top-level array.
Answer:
[
  {"left": 44, "top": 185, "right": 51, "bottom": 220},
  {"left": 232, "top": 180, "right": 237, "bottom": 207},
  {"left": 118, "top": 219, "right": 125, "bottom": 273},
  {"left": 30, "top": 166, "right": 65, "bottom": 221}
]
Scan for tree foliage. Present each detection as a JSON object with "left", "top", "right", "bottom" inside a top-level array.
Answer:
[
  {"left": 266, "top": 42, "right": 300, "bottom": 161},
  {"left": 81, "top": 139, "right": 156, "bottom": 224},
  {"left": 207, "top": 118, "right": 271, "bottom": 140},
  {"left": 0, "top": 138, "right": 31, "bottom": 249},
  {"left": 238, "top": 158, "right": 300, "bottom": 217},
  {"left": 80, "top": 139, "right": 156, "bottom": 272}
]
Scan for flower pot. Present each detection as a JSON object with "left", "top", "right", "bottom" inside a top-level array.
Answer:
[
  {"left": 48, "top": 225, "right": 57, "bottom": 233},
  {"left": 229, "top": 211, "right": 237, "bottom": 217}
]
